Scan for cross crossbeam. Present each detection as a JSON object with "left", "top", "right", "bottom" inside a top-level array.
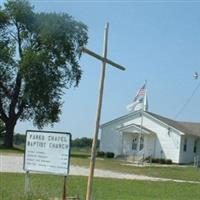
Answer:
[{"left": 82, "top": 47, "right": 125, "bottom": 71}]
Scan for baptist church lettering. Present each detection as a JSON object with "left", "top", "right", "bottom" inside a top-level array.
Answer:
[{"left": 27, "top": 141, "right": 46, "bottom": 148}]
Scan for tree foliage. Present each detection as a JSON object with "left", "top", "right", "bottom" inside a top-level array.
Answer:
[
  {"left": 72, "top": 137, "right": 99, "bottom": 148},
  {"left": 0, "top": 120, "right": 5, "bottom": 139},
  {"left": 0, "top": 0, "right": 88, "bottom": 147}
]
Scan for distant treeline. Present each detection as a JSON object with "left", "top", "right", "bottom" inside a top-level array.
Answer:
[
  {"left": 72, "top": 137, "right": 99, "bottom": 148},
  {"left": 14, "top": 134, "right": 26, "bottom": 145},
  {"left": 0, "top": 133, "right": 99, "bottom": 149}
]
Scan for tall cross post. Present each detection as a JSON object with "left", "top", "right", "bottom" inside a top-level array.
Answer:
[{"left": 83, "top": 22, "right": 125, "bottom": 200}]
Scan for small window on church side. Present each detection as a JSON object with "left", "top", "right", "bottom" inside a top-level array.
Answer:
[
  {"left": 132, "top": 137, "right": 137, "bottom": 150},
  {"left": 140, "top": 136, "right": 144, "bottom": 150},
  {"left": 168, "top": 127, "right": 171, "bottom": 136},
  {"left": 183, "top": 138, "right": 187, "bottom": 152},
  {"left": 194, "top": 139, "right": 198, "bottom": 153}
]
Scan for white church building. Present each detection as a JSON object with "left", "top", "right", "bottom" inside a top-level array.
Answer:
[{"left": 100, "top": 84, "right": 200, "bottom": 164}]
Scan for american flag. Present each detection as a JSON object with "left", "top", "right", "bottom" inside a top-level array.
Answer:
[
  {"left": 133, "top": 84, "right": 145, "bottom": 102},
  {"left": 126, "top": 82, "right": 147, "bottom": 112}
]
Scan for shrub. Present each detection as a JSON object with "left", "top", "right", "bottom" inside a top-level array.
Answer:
[
  {"left": 159, "top": 158, "right": 166, "bottom": 164},
  {"left": 144, "top": 156, "right": 151, "bottom": 163},
  {"left": 106, "top": 152, "right": 115, "bottom": 158},
  {"left": 151, "top": 158, "right": 172, "bottom": 165},
  {"left": 152, "top": 158, "right": 159, "bottom": 163},
  {"left": 165, "top": 159, "right": 172, "bottom": 164},
  {"left": 97, "top": 151, "right": 105, "bottom": 157}
]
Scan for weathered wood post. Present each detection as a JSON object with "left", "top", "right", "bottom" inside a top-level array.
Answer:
[{"left": 82, "top": 22, "right": 125, "bottom": 200}]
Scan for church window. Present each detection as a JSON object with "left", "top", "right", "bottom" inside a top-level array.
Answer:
[
  {"left": 194, "top": 139, "right": 198, "bottom": 153},
  {"left": 140, "top": 136, "right": 144, "bottom": 150},
  {"left": 168, "top": 127, "right": 171, "bottom": 136},
  {"left": 132, "top": 137, "right": 137, "bottom": 150},
  {"left": 183, "top": 138, "right": 187, "bottom": 152}
]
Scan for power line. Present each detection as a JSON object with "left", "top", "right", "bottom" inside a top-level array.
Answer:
[{"left": 174, "top": 81, "right": 200, "bottom": 120}]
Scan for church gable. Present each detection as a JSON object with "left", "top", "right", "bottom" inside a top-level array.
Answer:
[{"left": 101, "top": 110, "right": 141, "bottom": 129}]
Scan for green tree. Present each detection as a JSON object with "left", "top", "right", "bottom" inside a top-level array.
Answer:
[
  {"left": 0, "top": 0, "right": 88, "bottom": 148},
  {"left": 72, "top": 137, "right": 99, "bottom": 148},
  {"left": 0, "top": 120, "right": 5, "bottom": 139}
]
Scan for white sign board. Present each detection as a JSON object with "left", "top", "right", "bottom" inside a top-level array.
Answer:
[{"left": 24, "top": 130, "right": 71, "bottom": 175}]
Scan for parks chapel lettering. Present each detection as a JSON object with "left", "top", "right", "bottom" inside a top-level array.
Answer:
[
  {"left": 27, "top": 135, "right": 69, "bottom": 149},
  {"left": 48, "top": 135, "right": 68, "bottom": 142}
]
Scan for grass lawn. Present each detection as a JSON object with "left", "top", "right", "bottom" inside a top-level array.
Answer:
[
  {"left": 71, "top": 147, "right": 91, "bottom": 158},
  {"left": 0, "top": 145, "right": 24, "bottom": 155},
  {"left": 1, "top": 173, "right": 200, "bottom": 200},
  {"left": 71, "top": 157, "right": 200, "bottom": 182},
  {"left": 1, "top": 146, "right": 200, "bottom": 182}
]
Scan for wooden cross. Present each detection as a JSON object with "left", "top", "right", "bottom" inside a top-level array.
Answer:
[{"left": 82, "top": 22, "right": 125, "bottom": 200}]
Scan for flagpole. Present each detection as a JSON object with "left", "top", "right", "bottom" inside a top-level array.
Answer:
[
  {"left": 144, "top": 80, "right": 147, "bottom": 112},
  {"left": 137, "top": 81, "right": 147, "bottom": 154}
]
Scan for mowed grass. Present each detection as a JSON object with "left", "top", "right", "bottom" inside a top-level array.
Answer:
[
  {"left": 71, "top": 147, "right": 91, "bottom": 158},
  {"left": 1, "top": 146, "right": 200, "bottom": 182},
  {"left": 1, "top": 173, "right": 200, "bottom": 200},
  {"left": 0, "top": 145, "right": 24, "bottom": 155},
  {"left": 71, "top": 157, "right": 200, "bottom": 182}
]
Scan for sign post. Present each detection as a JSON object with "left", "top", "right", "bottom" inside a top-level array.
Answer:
[
  {"left": 24, "top": 130, "right": 71, "bottom": 199},
  {"left": 24, "top": 171, "right": 30, "bottom": 194},
  {"left": 63, "top": 176, "right": 67, "bottom": 200}
]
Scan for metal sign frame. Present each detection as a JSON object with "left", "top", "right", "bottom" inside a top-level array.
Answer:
[{"left": 23, "top": 130, "right": 71, "bottom": 176}]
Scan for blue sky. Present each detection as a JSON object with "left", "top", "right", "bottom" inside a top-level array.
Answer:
[{"left": 1, "top": 0, "right": 200, "bottom": 138}]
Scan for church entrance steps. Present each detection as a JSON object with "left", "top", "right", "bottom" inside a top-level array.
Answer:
[
  {"left": 115, "top": 155, "right": 148, "bottom": 165},
  {"left": 121, "top": 150, "right": 146, "bottom": 164}
]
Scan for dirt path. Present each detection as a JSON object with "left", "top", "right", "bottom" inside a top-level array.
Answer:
[{"left": 1, "top": 155, "right": 199, "bottom": 184}]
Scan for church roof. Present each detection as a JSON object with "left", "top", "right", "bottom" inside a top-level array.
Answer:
[
  {"left": 116, "top": 123, "right": 155, "bottom": 135},
  {"left": 101, "top": 110, "right": 200, "bottom": 137},
  {"left": 147, "top": 112, "right": 200, "bottom": 137}
]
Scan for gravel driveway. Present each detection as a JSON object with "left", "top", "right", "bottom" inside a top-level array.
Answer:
[{"left": 1, "top": 155, "right": 199, "bottom": 184}]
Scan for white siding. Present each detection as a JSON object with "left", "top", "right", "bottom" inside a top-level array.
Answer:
[
  {"left": 100, "top": 112, "right": 182, "bottom": 163},
  {"left": 179, "top": 136, "right": 200, "bottom": 163},
  {"left": 144, "top": 135, "right": 156, "bottom": 158},
  {"left": 142, "top": 115, "right": 181, "bottom": 163},
  {"left": 100, "top": 113, "right": 141, "bottom": 156},
  {"left": 100, "top": 122, "right": 123, "bottom": 156}
]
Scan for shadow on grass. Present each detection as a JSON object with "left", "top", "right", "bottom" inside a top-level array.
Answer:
[
  {"left": 71, "top": 152, "right": 90, "bottom": 158},
  {"left": 0, "top": 144, "right": 24, "bottom": 154},
  {"left": 71, "top": 147, "right": 91, "bottom": 158}
]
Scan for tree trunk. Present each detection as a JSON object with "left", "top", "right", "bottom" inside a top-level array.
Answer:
[{"left": 4, "top": 121, "right": 16, "bottom": 148}]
